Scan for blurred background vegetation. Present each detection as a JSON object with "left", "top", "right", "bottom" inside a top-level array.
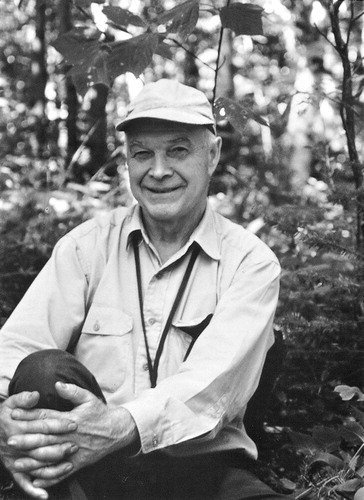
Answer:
[{"left": 0, "top": 0, "right": 364, "bottom": 497}]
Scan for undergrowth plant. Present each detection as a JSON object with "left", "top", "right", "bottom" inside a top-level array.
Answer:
[{"left": 291, "top": 386, "right": 364, "bottom": 500}]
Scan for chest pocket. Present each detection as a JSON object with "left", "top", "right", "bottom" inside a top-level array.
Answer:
[
  {"left": 173, "top": 313, "right": 214, "bottom": 361},
  {"left": 76, "top": 306, "right": 133, "bottom": 394}
]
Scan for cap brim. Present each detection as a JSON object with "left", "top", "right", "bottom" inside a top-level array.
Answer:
[{"left": 116, "top": 108, "right": 215, "bottom": 132}]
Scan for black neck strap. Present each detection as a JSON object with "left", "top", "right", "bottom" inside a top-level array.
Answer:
[{"left": 132, "top": 234, "right": 200, "bottom": 388}]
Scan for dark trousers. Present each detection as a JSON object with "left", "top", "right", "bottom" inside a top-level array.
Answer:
[{"left": 7, "top": 350, "right": 293, "bottom": 500}]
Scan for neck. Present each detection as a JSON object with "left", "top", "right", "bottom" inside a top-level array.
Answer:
[{"left": 141, "top": 206, "right": 206, "bottom": 264}]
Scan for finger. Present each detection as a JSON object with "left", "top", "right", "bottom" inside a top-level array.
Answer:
[
  {"left": 29, "top": 442, "right": 78, "bottom": 461},
  {"left": 11, "top": 407, "right": 62, "bottom": 421},
  {"left": 33, "top": 473, "right": 71, "bottom": 490},
  {"left": 29, "top": 461, "right": 73, "bottom": 480},
  {"left": 8, "top": 431, "right": 72, "bottom": 450},
  {"left": 13, "top": 443, "right": 78, "bottom": 470},
  {"left": 9, "top": 417, "right": 77, "bottom": 439},
  {"left": 13, "top": 472, "right": 48, "bottom": 499},
  {"left": 14, "top": 457, "right": 52, "bottom": 472},
  {"left": 55, "top": 382, "right": 96, "bottom": 407},
  {"left": 6, "top": 391, "right": 40, "bottom": 410}
]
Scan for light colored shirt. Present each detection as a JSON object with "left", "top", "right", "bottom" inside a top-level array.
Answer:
[{"left": 0, "top": 202, "right": 280, "bottom": 459}]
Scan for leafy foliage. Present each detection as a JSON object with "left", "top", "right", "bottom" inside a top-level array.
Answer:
[
  {"left": 289, "top": 389, "right": 364, "bottom": 499},
  {"left": 219, "top": 3, "right": 264, "bottom": 36},
  {"left": 50, "top": 0, "right": 264, "bottom": 97},
  {"left": 1, "top": 1, "right": 364, "bottom": 498}
]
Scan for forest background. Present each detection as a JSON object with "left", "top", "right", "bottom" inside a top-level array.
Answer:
[{"left": 0, "top": 0, "right": 364, "bottom": 498}]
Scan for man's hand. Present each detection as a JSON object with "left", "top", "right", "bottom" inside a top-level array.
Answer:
[
  {"left": 9, "top": 382, "right": 138, "bottom": 489},
  {"left": 0, "top": 391, "right": 77, "bottom": 499}
]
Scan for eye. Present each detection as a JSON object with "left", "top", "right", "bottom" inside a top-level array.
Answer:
[
  {"left": 169, "top": 146, "right": 189, "bottom": 158},
  {"left": 132, "top": 150, "right": 152, "bottom": 161}
]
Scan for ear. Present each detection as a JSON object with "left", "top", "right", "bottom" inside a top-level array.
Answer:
[{"left": 208, "top": 135, "right": 222, "bottom": 176}]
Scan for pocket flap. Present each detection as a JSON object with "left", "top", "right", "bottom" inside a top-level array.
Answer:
[
  {"left": 82, "top": 306, "right": 133, "bottom": 336},
  {"left": 173, "top": 314, "right": 213, "bottom": 340}
]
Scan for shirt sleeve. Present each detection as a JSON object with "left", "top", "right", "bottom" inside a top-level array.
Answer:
[
  {"left": 0, "top": 236, "right": 88, "bottom": 399},
  {"left": 122, "top": 256, "right": 281, "bottom": 454}
]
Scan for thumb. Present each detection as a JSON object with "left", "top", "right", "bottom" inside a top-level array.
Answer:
[{"left": 55, "top": 382, "right": 95, "bottom": 407}]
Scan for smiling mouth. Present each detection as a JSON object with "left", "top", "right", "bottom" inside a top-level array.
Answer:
[{"left": 145, "top": 186, "right": 182, "bottom": 194}]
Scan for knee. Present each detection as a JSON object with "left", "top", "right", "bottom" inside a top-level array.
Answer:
[
  {"left": 9, "top": 350, "right": 77, "bottom": 410},
  {"left": 8, "top": 349, "right": 105, "bottom": 410}
]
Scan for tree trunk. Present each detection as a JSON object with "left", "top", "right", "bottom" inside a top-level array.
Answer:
[
  {"left": 58, "top": 0, "right": 79, "bottom": 168},
  {"left": 32, "top": 0, "right": 48, "bottom": 156}
]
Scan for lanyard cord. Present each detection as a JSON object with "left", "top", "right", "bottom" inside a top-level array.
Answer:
[{"left": 132, "top": 234, "right": 200, "bottom": 388}]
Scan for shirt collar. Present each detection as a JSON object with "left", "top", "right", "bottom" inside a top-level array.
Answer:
[
  {"left": 188, "top": 202, "right": 221, "bottom": 260},
  {"left": 125, "top": 202, "right": 221, "bottom": 261}
]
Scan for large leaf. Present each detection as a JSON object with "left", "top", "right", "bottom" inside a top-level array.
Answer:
[
  {"left": 159, "top": 0, "right": 199, "bottom": 39},
  {"left": 106, "top": 33, "right": 159, "bottom": 80},
  {"left": 220, "top": 3, "right": 264, "bottom": 36},
  {"left": 102, "top": 6, "right": 146, "bottom": 29},
  {"left": 351, "top": 407, "right": 364, "bottom": 427},
  {"left": 288, "top": 431, "right": 319, "bottom": 454},
  {"left": 74, "top": 0, "right": 105, "bottom": 7},
  {"left": 341, "top": 421, "right": 364, "bottom": 443},
  {"left": 154, "top": 40, "right": 175, "bottom": 60},
  {"left": 335, "top": 479, "right": 364, "bottom": 495},
  {"left": 311, "top": 425, "right": 341, "bottom": 452},
  {"left": 335, "top": 385, "right": 364, "bottom": 401},
  {"left": 214, "top": 97, "right": 268, "bottom": 134},
  {"left": 355, "top": 487, "right": 364, "bottom": 500},
  {"left": 52, "top": 27, "right": 102, "bottom": 68},
  {"left": 68, "top": 47, "right": 111, "bottom": 96},
  {"left": 307, "top": 452, "right": 345, "bottom": 470}
]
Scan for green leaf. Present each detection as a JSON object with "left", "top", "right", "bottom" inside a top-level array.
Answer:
[
  {"left": 335, "top": 479, "right": 364, "bottom": 494},
  {"left": 69, "top": 72, "right": 90, "bottom": 97},
  {"left": 159, "top": 0, "right": 199, "bottom": 39},
  {"left": 106, "top": 33, "right": 159, "bottom": 80},
  {"left": 52, "top": 27, "right": 102, "bottom": 68},
  {"left": 335, "top": 385, "right": 364, "bottom": 401},
  {"left": 154, "top": 40, "right": 175, "bottom": 60},
  {"left": 342, "top": 421, "right": 364, "bottom": 443},
  {"left": 68, "top": 47, "right": 111, "bottom": 96},
  {"left": 308, "top": 452, "right": 345, "bottom": 470},
  {"left": 102, "top": 6, "right": 146, "bottom": 28},
  {"left": 354, "top": 487, "right": 364, "bottom": 500},
  {"left": 311, "top": 426, "right": 341, "bottom": 452},
  {"left": 351, "top": 407, "right": 364, "bottom": 428},
  {"left": 220, "top": 3, "right": 264, "bottom": 36},
  {"left": 52, "top": 26, "right": 114, "bottom": 96},
  {"left": 288, "top": 431, "right": 319, "bottom": 454},
  {"left": 357, "top": 465, "right": 364, "bottom": 478},
  {"left": 214, "top": 97, "right": 268, "bottom": 134},
  {"left": 74, "top": 0, "right": 105, "bottom": 7}
]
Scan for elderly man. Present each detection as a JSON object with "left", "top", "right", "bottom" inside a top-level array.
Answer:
[{"left": 0, "top": 80, "right": 287, "bottom": 499}]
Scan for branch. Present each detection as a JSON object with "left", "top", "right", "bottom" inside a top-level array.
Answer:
[
  {"left": 333, "top": 0, "right": 345, "bottom": 16},
  {"left": 352, "top": 10, "right": 364, "bottom": 24},
  {"left": 169, "top": 37, "right": 216, "bottom": 73},
  {"left": 212, "top": 0, "right": 232, "bottom": 104},
  {"left": 314, "top": 23, "right": 336, "bottom": 51},
  {"left": 66, "top": 119, "right": 101, "bottom": 172}
]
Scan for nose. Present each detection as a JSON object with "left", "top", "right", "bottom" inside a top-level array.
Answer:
[{"left": 149, "top": 154, "right": 173, "bottom": 180}]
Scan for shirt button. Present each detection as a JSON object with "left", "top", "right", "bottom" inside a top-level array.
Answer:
[
  {"left": 152, "top": 434, "right": 158, "bottom": 447},
  {"left": 93, "top": 321, "right": 100, "bottom": 332},
  {"left": 143, "top": 363, "right": 149, "bottom": 371},
  {"left": 148, "top": 318, "right": 156, "bottom": 326}
]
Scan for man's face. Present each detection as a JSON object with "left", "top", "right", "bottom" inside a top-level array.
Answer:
[{"left": 126, "top": 120, "right": 221, "bottom": 229}]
